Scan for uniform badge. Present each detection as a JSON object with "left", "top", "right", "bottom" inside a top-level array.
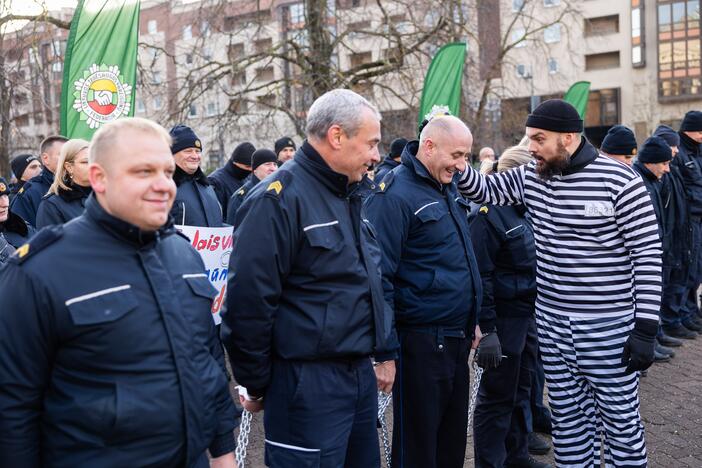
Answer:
[
  {"left": 0, "top": 182, "right": 6, "bottom": 192},
  {"left": 379, "top": 182, "right": 386, "bottom": 191},
  {"left": 479, "top": 206, "right": 489, "bottom": 214},
  {"left": 195, "top": 140, "right": 202, "bottom": 148},
  {"left": 267, "top": 181, "right": 283, "bottom": 195},
  {"left": 15, "top": 244, "right": 29, "bottom": 258}
]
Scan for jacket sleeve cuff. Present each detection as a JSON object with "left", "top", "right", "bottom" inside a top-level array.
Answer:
[
  {"left": 478, "top": 319, "right": 496, "bottom": 334},
  {"left": 209, "top": 430, "right": 236, "bottom": 458},
  {"left": 247, "top": 387, "right": 267, "bottom": 399},
  {"left": 633, "top": 317, "right": 659, "bottom": 339},
  {"left": 374, "top": 350, "right": 398, "bottom": 362}
]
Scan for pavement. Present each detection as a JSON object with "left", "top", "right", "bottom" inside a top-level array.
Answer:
[{"left": 230, "top": 334, "right": 702, "bottom": 467}]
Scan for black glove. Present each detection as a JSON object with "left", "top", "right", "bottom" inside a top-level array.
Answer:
[
  {"left": 621, "top": 320, "right": 656, "bottom": 373},
  {"left": 476, "top": 332, "right": 502, "bottom": 369}
]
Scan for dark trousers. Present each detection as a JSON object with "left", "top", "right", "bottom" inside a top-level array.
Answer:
[
  {"left": 682, "top": 219, "right": 702, "bottom": 322},
  {"left": 661, "top": 265, "right": 689, "bottom": 327},
  {"left": 392, "top": 329, "right": 469, "bottom": 468},
  {"left": 474, "top": 317, "right": 538, "bottom": 468},
  {"left": 263, "top": 358, "right": 380, "bottom": 468}
]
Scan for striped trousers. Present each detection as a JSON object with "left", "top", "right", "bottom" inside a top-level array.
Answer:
[{"left": 536, "top": 310, "right": 648, "bottom": 467}]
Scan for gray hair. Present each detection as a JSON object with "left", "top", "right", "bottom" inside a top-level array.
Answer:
[{"left": 305, "top": 89, "right": 381, "bottom": 140}]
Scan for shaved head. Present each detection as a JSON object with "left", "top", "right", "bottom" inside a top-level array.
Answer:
[
  {"left": 90, "top": 117, "right": 171, "bottom": 168},
  {"left": 419, "top": 116, "right": 472, "bottom": 149},
  {"left": 417, "top": 116, "right": 473, "bottom": 184}
]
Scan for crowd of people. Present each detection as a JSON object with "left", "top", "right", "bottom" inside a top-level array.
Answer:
[{"left": 0, "top": 87, "right": 701, "bottom": 468}]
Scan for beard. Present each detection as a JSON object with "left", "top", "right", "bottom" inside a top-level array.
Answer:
[{"left": 534, "top": 138, "right": 570, "bottom": 180}]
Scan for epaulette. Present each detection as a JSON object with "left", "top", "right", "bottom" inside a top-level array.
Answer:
[
  {"left": 10, "top": 225, "right": 63, "bottom": 264},
  {"left": 263, "top": 170, "right": 293, "bottom": 199},
  {"left": 236, "top": 187, "right": 246, "bottom": 197},
  {"left": 376, "top": 171, "right": 395, "bottom": 193}
]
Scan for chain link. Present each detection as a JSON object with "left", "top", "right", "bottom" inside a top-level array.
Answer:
[
  {"left": 377, "top": 391, "right": 393, "bottom": 468},
  {"left": 467, "top": 360, "right": 484, "bottom": 435},
  {"left": 235, "top": 409, "right": 252, "bottom": 467}
]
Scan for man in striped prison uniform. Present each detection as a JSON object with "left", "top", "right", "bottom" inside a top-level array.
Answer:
[{"left": 457, "top": 100, "right": 662, "bottom": 467}]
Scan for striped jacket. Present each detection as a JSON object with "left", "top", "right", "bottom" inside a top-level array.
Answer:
[{"left": 458, "top": 138, "right": 662, "bottom": 325}]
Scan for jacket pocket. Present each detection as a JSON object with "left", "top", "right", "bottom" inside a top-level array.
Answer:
[
  {"left": 317, "top": 301, "right": 343, "bottom": 355},
  {"left": 66, "top": 285, "right": 137, "bottom": 326},
  {"left": 265, "top": 439, "right": 321, "bottom": 467},
  {"left": 183, "top": 274, "right": 218, "bottom": 299},
  {"left": 414, "top": 201, "right": 448, "bottom": 223},
  {"left": 303, "top": 221, "right": 343, "bottom": 250}
]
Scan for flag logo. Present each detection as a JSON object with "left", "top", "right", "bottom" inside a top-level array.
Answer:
[{"left": 72, "top": 64, "right": 132, "bottom": 130}]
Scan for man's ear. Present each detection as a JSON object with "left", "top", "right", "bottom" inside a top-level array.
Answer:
[
  {"left": 327, "top": 125, "right": 343, "bottom": 151},
  {"left": 89, "top": 163, "right": 107, "bottom": 193}
]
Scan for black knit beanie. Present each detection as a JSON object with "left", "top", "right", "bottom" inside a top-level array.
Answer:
[
  {"left": 10, "top": 154, "right": 39, "bottom": 179},
  {"left": 680, "top": 111, "right": 702, "bottom": 132},
  {"left": 601, "top": 125, "right": 638, "bottom": 155},
  {"left": 230, "top": 142, "right": 256, "bottom": 165},
  {"left": 169, "top": 125, "right": 201, "bottom": 154},
  {"left": 274, "top": 137, "right": 296, "bottom": 155},
  {"left": 525, "top": 99, "right": 583, "bottom": 133},
  {"left": 389, "top": 138, "right": 408, "bottom": 158},
  {"left": 251, "top": 149, "right": 278, "bottom": 170},
  {"left": 653, "top": 125, "right": 680, "bottom": 148},
  {"left": 638, "top": 136, "right": 672, "bottom": 163}
]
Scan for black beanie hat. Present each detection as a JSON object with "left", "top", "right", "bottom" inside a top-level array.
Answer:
[
  {"left": 274, "top": 137, "right": 296, "bottom": 155},
  {"left": 231, "top": 142, "right": 256, "bottom": 165},
  {"left": 389, "top": 138, "right": 408, "bottom": 158},
  {"left": 525, "top": 99, "right": 583, "bottom": 133},
  {"left": 251, "top": 149, "right": 278, "bottom": 171},
  {"left": 680, "top": 111, "right": 702, "bottom": 132},
  {"left": 638, "top": 136, "right": 672, "bottom": 164},
  {"left": 653, "top": 125, "right": 680, "bottom": 148},
  {"left": 169, "top": 125, "right": 202, "bottom": 154},
  {"left": 601, "top": 125, "right": 638, "bottom": 155},
  {"left": 0, "top": 177, "right": 9, "bottom": 196},
  {"left": 10, "top": 153, "right": 39, "bottom": 179}
]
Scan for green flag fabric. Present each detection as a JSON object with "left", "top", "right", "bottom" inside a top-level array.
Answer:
[
  {"left": 60, "top": 0, "right": 140, "bottom": 139},
  {"left": 563, "top": 81, "right": 591, "bottom": 120},
  {"left": 418, "top": 42, "right": 466, "bottom": 126}
]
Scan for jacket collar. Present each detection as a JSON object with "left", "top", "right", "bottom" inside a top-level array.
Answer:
[
  {"left": 0, "top": 211, "right": 29, "bottom": 237},
  {"left": 400, "top": 140, "right": 444, "bottom": 192},
  {"left": 85, "top": 194, "right": 174, "bottom": 247},
  {"left": 34, "top": 168, "right": 54, "bottom": 186},
  {"left": 174, "top": 165, "right": 209, "bottom": 187},
  {"left": 225, "top": 160, "right": 251, "bottom": 181},
  {"left": 680, "top": 132, "right": 701, "bottom": 155},
  {"left": 560, "top": 137, "right": 598, "bottom": 176},
  {"left": 58, "top": 181, "right": 92, "bottom": 202},
  {"left": 296, "top": 140, "right": 362, "bottom": 197}
]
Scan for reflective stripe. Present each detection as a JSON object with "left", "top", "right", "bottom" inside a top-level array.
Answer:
[
  {"left": 264, "top": 439, "right": 321, "bottom": 452},
  {"left": 303, "top": 220, "right": 339, "bottom": 232},
  {"left": 182, "top": 273, "right": 207, "bottom": 279},
  {"left": 505, "top": 224, "right": 524, "bottom": 235},
  {"left": 65, "top": 284, "right": 131, "bottom": 306},
  {"left": 414, "top": 201, "right": 439, "bottom": 216}
]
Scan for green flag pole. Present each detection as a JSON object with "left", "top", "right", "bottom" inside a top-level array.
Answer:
[
  {"left": 60, "top": 0, "right": 140, "bottom": 139},
  {"left": 563, "top": 81, "right": 591, "bottom": 121},
  {"left": 418, "top": 42, "right": 467, "bottom": 126}
]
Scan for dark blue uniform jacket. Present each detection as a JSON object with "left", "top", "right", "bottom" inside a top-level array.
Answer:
[
  {"left": 469, "top": 203, "right": 536, "bottom": 332},
  {"left": 0, "top": 196, "right": 239, "bottom": 468},
  {"left": 208, "top": 163, "right": 251, "bottom": 215},
  {"left": 634, "top": 161, "right": 667, "bottom": 250},
  {"left": 10, "top": 169, "right": 53, "bottom": 226},
  {"left": 35, "top": 183, "right": 91, "bottom": 228},
  {"left": 673, "top": 132, "right": 702, "bottom": 216},
  {"left": 661, "top": 164, "right": 691, "bottom": 269},
  {"left": 221, "top": 141, "right": 399, "bottom": 396},
  {"left": 0, "top": 211, "right": 34, "bottom": 264},
  {"left": 172, "top": 166, "right": 223, "bottom": 227},
  {"left": 365, "top": 140, "right": 482, "bottom": 333},
  {"left": 225, "top": 174, "right": 259, "bottom": 225},
  {"left": 374, "top": 157, "right": 400, "bottom": 182}
]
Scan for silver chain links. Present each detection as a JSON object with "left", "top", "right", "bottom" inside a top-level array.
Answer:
[
  {"left": 235, "top": 409, "right": 252, "bottom": 467},
  {"left": 377, "top": 391, "right": 393, "bottom": 468},
  {"left": 467, "top": 360, "right": 484, "bottom": 435}
]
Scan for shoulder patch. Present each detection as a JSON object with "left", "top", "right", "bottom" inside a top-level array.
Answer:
[
  {"left": 10, "top": 225, "right": 63, "bottom": 264},
  {"left": 18, "top": 186, "right": 24, "bottom": 194},
  {"left": 236, "top": 188, "right": 246, "bottom": 196},
  {"left": 479, "top": 206, "right": 489, "bottom": 214},
  {"left": 267, "top": 181, "right": 282, "bottom": 195},
  {"left": 262, "top": 170, "right": 293, "bottom": 199},
  {"left": 377, "top": 171, "right": 395, "bottom": 192}
]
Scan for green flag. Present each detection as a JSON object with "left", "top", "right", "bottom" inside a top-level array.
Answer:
[
  {"left": 418, "top": 42, "right": 466, "bottom": 126},
  {"left": 60, "top": 0, "right": 140, "bottom": 139},
  {"left": 563, "top": 81, "right": 591, "bottom": 120}
]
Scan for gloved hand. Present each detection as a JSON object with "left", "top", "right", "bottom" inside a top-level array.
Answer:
[
  {"left": 475, "top": 331, "right": 502, "bottom": 369},
  {"left": 621, "top": 320, "right": 656, "bottom": 373}
]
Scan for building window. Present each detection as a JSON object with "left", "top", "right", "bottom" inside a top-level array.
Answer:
[
  {"left": 585, "top": 51, "right": 621, "bottom": 70},
  {"left": 548, "top": 58, "right": 559, "bottom": 73},
  {"left": 183, "top": 25, "right": 192, "bottom": 40},
  {"left": 544, "top": 24, "right": 561, "bottom": 43},
  {"left": 152, "top": 71, "right": 162, "bottom": 84},
  {"left": 255, "top": 66, "right": 275, "bottom": 81},
  {"left": 188, "top": 104, "right": 198, "bottom": 117},
  {"left": 350, "top": 51, "right": 372, "bottom": 68},
  {"left": 631, "top": 1, "right": 645, "bottom": 67},
  {"left": 147, "top": 19, "right": 157, "bottom": 34},
  {"left": 585, "top": 15, "right": 619, "bottom": 36},
  {"left": 257, "top": 93, "right": 276, "bottom": 109},
  {"left": 254, "top": 38, "right": 273, "bottom": 53},
  {"left": 228, "top": 43, "right": 245, "bottom": 61},
  {"left": 229, "top": 98, "right": 248, "bottom": 113},
  {"left": 201, "top": 21, "right": 211, "bottom": 38},
  {"left": 511, "top": 27, "right": 527, "bottom": 47},
  {"left": 544, "top": 0, "right": 560, "bottom": 6},
  {"left": 290, "top": 3, "right": 305, "bottom": 24},
  {"left": 513, "top": 0, "right": 525, "bottom": 12},
  {"left": 136, "top": 99, "right": 145, "bottom": 113},
  {"left": 232, "top": 70, "right": 246, "bottom": 86},
  {"left": 185, "top": 54, "right": 193, "bottom": 65},
  {"left": 657, "top": 0, "right": 702, "bottom": 100},
  {"left": 585, "top": 88, "right": 620, "bottom": 127},
  {"left": 154, "top": 96, "right": 163, "bottom": 110},
  {"left": 206, "top": 101, "right": 217, "bottom": 117}
]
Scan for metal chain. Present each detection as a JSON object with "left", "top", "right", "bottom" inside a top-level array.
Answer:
[
  {"left": 235, "top": 409, "right": 252, "bottom": 467},
  {"left": 467, "top": 360, "right": 484, "bottom": 435},
  {"left": 377, "top": 391, "right": 393, "bottom": 468}
]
